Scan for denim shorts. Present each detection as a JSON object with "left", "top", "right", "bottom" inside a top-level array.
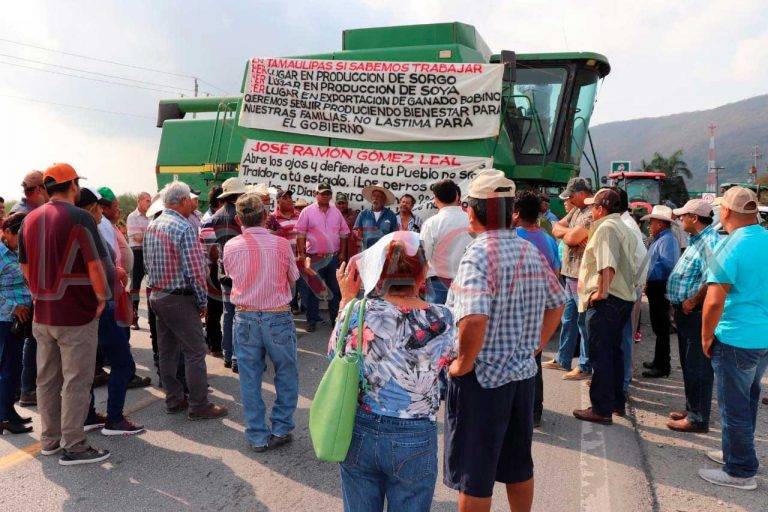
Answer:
[{"left": 444, "top": 370, "right": 535, "bottom": 497}]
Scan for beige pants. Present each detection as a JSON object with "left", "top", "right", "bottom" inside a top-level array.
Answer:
[{"left": 33, "top": 318, "right": 99, "bottom": 452}]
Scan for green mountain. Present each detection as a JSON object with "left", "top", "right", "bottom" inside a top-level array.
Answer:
[{"left": 586, "top": 94, "right": 768, "bottom": 191}]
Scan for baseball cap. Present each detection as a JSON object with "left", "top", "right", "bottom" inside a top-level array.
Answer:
[
  {"left": 559, "top": 177, "right": 592, "bottom": 200},
  {"left": 673, "top": 199, "right": 713, "bottom": 218},
  {"left": 275, "top": 187, "right": 293, "bottom": 199},
  {"left": 713, "top": 187, "right": 759, "bottom": 214},
  {"left": 467, "top": 169, "right": 516, "bottom": 199},
  {"left": 76, "top": 186, "right": 102, "bottom": 208},
  {"left": 21, "top": 170, "right": 44, "bottom": 189},
  {"left": 235, "top": 193, "right": 265, "bottom": 218},
  {"left": 584, "top": 188, "right": 621, "bottom": 209},
  {"left": 335, "top": 192, "right": 349, "bottom": 202},
  {"left": 43, "top": 163, "right": 85, "bottom": 185},
  {"left": 316, "top": 181, "right": 332, "bottom": 194},
  {"left": 97, "top": 186, "right": 117, "bottom": 205}
]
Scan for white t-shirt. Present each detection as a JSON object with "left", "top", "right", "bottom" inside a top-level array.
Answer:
[
  {"left": 98, "top": 217, "right": 118, "bottom": 254},
  {"left": 420, "top": 205, "right": 473, "bottom": 279}
]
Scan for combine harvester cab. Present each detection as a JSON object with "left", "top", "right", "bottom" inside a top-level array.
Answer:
[{"left": 155, "top": 22, "right": 610, "bottom": 215}]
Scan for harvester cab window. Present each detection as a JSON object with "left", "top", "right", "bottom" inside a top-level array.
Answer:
[
  {"left": 504, "top": 67, "right": 567, "bottom": 156},
  {"left": 562, "top": 69, "right": 600, "bottom": 165}
]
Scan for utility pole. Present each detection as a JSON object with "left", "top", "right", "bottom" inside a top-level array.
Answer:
[
  {"left": 749, "top": 145, "right": 762, "bottom": 184},
  {"left": 707, "top": 123, "right": 718, "bottom": 193},
  {"left": 712, "top": 166, "right": 725, "bottom": 193},
  {"left": 193, "top": 77, "right": 199, "bottom": 119}
]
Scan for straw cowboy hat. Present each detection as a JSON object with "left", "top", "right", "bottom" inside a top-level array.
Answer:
[
  {"left": 217, "top": 177, "right": 248, "bottom": 199},
  {"left": 361, "top": 185, "right": 396, "bottom": 206},
  {"left": 640, "top": 204, "right": 674, "bottom": 222}
]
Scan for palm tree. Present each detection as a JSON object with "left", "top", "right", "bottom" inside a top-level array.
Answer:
[{"left": 640, "top": 149, "right": 693, "bottom": 180}]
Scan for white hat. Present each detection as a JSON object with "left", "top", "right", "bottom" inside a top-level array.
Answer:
[
  {"left": 640, "top": 204, "right": 674, "bottom": 222},
  {"left": 467, "top": 169, "right": 515, "bottom": 199},
  {"left": 362, "top": 185, "right": 396, "bottom": 206},
  {"left": 146, "top": 192, "right": 164, "bottom": 218},
  {"left": 350, "top": 231, "right": 421, "bottom": 297},
  {"left": 217, "top": 177, "right": 248, "bottom": 199},
  {"left": 247, "top": 183, "right": 270, "bottom": 196}
]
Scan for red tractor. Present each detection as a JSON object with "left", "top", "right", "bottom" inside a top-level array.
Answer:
[{"left": 603, "top": 171, "right": 689, "bottom": 215}]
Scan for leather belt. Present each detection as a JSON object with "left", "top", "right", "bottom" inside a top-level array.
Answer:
[
  {"left": 308, "top": 252, "right": 338, "bottom": 259},
  {"left": 235, "top": 305, "right": 290, "bottom": 313},
  {"left": 151, "top": 288, "right": 194, "bottom": 296}
]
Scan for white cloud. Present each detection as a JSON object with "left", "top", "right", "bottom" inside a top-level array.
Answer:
[{"left": 730, "top": 29, "right": 768, "bottom": 81}]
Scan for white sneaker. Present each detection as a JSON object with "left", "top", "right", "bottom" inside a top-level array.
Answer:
[
  {"left": 40, "top": 445, "right": 62, "bottom": 456},
  {"left": 706, "top": 450, "right": 725, "bottom": 465},
  {"left": 698, "top": 468, "right": 757, "bottom": 490}
]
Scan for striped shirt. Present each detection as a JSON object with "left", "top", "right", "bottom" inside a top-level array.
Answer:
[
  {"left": 0, "top": 243, "right": 32, "bottom": 322},
  {"left": 143, "top": 209, "right": 207, "bottom": 309},
  {"left": 666, "top": 225, "right": 720, "bottom": 305},
  {"left": 222, "top": 227, "right": 300, "bottom": 310},
  {"left": 267, "top": 209, "right": 300, "bottom": 252}
]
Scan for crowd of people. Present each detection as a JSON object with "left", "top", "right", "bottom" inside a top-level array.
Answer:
[{"left": 0, "top": 162, "right": 766, "bottom": 508}]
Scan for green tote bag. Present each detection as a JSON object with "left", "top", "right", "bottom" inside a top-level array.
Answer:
[{"left": 309, "top": 298, "right": 367, "bottom": 462}]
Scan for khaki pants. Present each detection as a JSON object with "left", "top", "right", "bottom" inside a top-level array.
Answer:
[{"left": 33, "top": 318, "right": 99, "bottom": 452}]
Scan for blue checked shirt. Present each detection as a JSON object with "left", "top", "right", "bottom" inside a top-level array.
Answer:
[
  {"left": 143, "top": 209, "right": 207, "bottom": 309},
  {"left": 666, "top": 225, "right": 720, "bottom": 305},
  {"left": 447, "top": 230, "right": 567, "bottom": 388},
  {"left": 0, "top": 243, "right": 32, "bottom": 322}
]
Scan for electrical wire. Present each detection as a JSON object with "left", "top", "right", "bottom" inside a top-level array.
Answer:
[
  {"left": 0, "top": 92, "right": 154, "bottom": 119},
  {"left": 0, "top": 36, "right": 231, "bottom": 94},
  {"left": 0, "top": 52, "right": 196, "bottom": 92}
]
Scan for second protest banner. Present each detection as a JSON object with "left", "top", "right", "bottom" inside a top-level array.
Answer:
[
  {"left": 239, "top": 139, "right": 492, "bottom": 207},
  {"left": 239, "top": 58, "right": 504, "bottom": 141}
]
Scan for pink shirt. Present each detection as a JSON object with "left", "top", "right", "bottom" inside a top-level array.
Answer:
[
  {"left": 222, "top": 227, "right": 300, "bottom": 309},
  {"left": 294, "top": 203, "right": 350, "bottom": 255}
]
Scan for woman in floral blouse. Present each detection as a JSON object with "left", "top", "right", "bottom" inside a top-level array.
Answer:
[{"left": 329, "top": 232, "right": 455, "bottom": 512}]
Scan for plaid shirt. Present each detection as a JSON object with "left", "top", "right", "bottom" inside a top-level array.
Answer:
[
  {"left": 666, "top": 225, "right": 720, "bottom": 305},
  {"left": 0, "top": 243, "right": 32, "bottom": 322},
  {"left": 143, "top": 209, "right": 207, "bottom": 308},
  {"left": 447, "top": 230, "right": 567, "bottom": 388}
]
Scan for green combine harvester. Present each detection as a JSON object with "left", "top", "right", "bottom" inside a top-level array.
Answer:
[{"left": 155, "top": 22, "right": 610, "bottom": 215}]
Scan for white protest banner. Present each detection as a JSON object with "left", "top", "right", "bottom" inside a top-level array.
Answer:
[
  {"left": 239, "top": 58, "right": 503, "bottom": 141},
  {"left": 239, "top": 140, "right": 492, "bottom": 207}
]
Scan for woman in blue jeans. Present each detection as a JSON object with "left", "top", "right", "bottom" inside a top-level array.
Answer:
[
  {"left": 330, "top": 232, "right": 456, "bottom": 512},
  {"left": 0, "top": 213, "right": 33, "bottom": 434}
]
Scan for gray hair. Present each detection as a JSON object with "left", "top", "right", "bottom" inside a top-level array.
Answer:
[
  {"left": 163, "top": 181, "right": 191, "bottom": 207},
  {"left": 138, "top": 191, "right": 151, "bottom": 201}
]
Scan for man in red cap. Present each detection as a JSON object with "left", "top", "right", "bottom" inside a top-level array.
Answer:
[{"left": 17, "top": 163, "right": 112, "bottom": 466}]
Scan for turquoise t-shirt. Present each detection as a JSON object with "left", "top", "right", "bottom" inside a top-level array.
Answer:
[{"left": 707, "top": 225, "right": 768, "bottom": 349}]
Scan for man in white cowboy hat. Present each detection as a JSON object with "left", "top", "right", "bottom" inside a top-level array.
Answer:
[
  {"left": 354, "top": 184, "right": 398, "bottom": 250},
  {"left": 640, "top": 204, "right": 680, "bottom": 378},
  {"left": 200, "top": 177, "right": 248, "bottom": 371}
]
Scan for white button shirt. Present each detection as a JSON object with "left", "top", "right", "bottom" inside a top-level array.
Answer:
[{"left": 420, "top": 205, "right": 473, "bottom": 279}]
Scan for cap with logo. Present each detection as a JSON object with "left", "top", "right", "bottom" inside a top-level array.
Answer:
[
  {"left": 217, "top": 177, "right": 248, "bottom": 199},
  {"left": 316, "top": 181, "right": 332, "bottom": 194},
  {"left": 335, "top": 192, "right": 349, "bottom": 202},
  {"left": 467, "top": 169, "right": 516, "bottom": 199},
  {"left": 275, "top": 188, "right": 293, "bottom": 199},
  {"left": 76, "top": 186, "right": 102, "bottom": 208},
  {"left": 559, "top": 177, "right": 592, "bottom": 200},
  {"left": 43, "top": 163, "right": 86, "bottom": 185},
  {"left": 584, "top": 188, "right": 621, "bottom": 210},
  {"left": 713, "top": 186, "right": 759, "bottom": 214},
  {"left": 672, "top": 199, "right": 714, "bottom": 218}
]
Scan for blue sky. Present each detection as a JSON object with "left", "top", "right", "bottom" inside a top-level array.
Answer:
[{"left": 1, "top": 0, "right": 766, "bottom": 195}]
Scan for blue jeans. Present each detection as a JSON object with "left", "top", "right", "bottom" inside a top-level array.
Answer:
[
  {"left": 587, "top": 295, "right": 633, "bottom": 416},
  {"left": 675, "top": 308, "right": 713, "bottom": 427},
  {"left": 0, "top": 322, "right": 22, "bottom": 421},
  {"left": 21, "top": 337, "right": 36, "bottom": 393},
  {"left": 341, "top": 410, "right": 437, "bottom": 512},
  {"left": 222, "top": 298, "right": 235, "bottom": 363},
  {"left": 711, "top": 341, "right": 768, "bottom": 478},
  {"left": 554, "top": 277, "right": 591, "bottom": 372},
  {"left": 88, "top": 302, "right": 134, "bottom": 423},
  {"left": 299, "top": 255, "right": 341, "bottom": 325},
  {"left": 234, "top": 310, "right": 298, "bottom": 448},
  {"left": 425, "top": 276, "right": 450, "bottom": 305}
]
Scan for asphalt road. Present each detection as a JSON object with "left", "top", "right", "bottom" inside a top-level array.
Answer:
[{"left": 0, "top": 301, "right": 765, "bottom": 511}]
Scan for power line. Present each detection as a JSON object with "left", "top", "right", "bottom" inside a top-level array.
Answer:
[
  {"left": 0, "top": 52, "right": 196, "bottom": 92},
  {"left": 0, "top": 60, "right": 184, "bottom": 94},
  {"left": 0, "top": 92, "right": 154, "bottom": 119},
  {"left": 0, "top": 36, "right": 231, "bottom": 94}
]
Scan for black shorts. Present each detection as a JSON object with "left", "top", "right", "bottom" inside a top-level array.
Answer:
[{"left": 443, "top": 370, "right": 535, "bottom": 497}]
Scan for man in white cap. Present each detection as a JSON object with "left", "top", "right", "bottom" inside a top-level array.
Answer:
[
  {"left": 664, "top": 199, "right": 720, "bottom": 433},
  {"left": 200, "top": 177, "right": 247, "bottom": 371},
  {"left": 698, "top": 187, "right": 768, "bottom": 491},
  {"left": 640, "top": 205, "right": 680, "bottom": 378},
  {"left": 354, "top": 185, "right": 398, "bottom": 250},
  {"left": 444, "top": 169, "right": 565, "bottom": 511}
]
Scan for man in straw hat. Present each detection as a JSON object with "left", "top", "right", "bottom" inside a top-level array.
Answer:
[
  {"left": 572, "top": 188, "right": 639, "bottom": 425},
  {"left": 200, "top": 177, "right": 248, "bottom": 371},
  {"left": 354, "top": 184, "right": 398, "bottom": 250},
  {"left": 640, "top": 204, "right": 680, "bottom": 378},
  {"left": 444, "top": 169, "right": 565, "bottom": 510},
  {"left": 697, "top": 187, "right": 768, "bottom": 491}
]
